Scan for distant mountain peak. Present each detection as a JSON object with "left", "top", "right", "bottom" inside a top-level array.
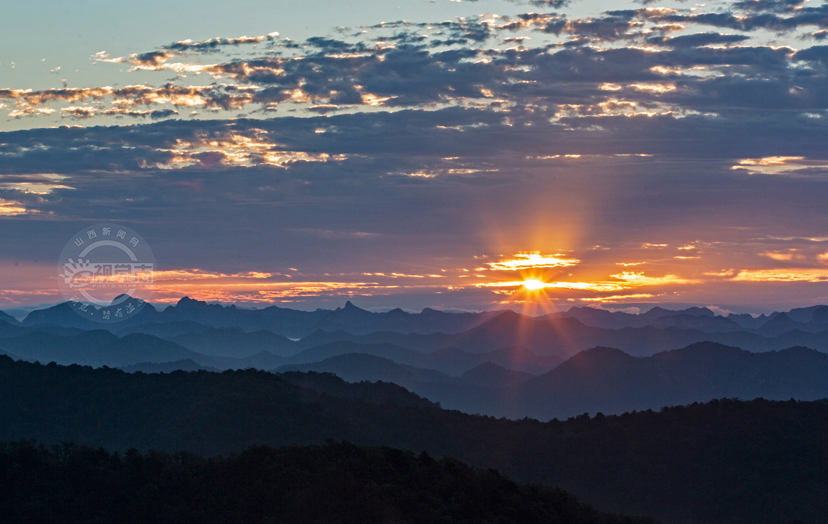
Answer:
[
  {"left": 810, "top": 306, "right": 828, "bottom": 322},
  {"left": 176, "top": 296, "right": 205, "bottom": 308},
  {"left": 580, "top": 346, "right": 633, "bottom": 358},
  {"left": 562, "top": 346, "right": 635, "bottom": 367},
  {"left": 487, "top": 310, "right": 528, "bottom": 324},
  {"left": 0, "top": 310, "right": 21, "bottom": 326},
  {"left": 759, "top": 312, "right": 802, "bottom": 334},
  {"left": 654, "top": 341, "right": 746, "bottom": 359},
  {"left": 640, "top": 306, "right": 713, "bottom": 318}
]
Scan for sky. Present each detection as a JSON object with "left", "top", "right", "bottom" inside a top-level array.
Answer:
[{"left": 2, "top": 0, "right": 828, "bottom": 315}]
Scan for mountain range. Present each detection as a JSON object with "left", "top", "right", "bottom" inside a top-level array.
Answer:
[
  {"left": 17, "top": 298, "right": 502, "bottom": 338},
  {"left": 5, "top": 298, "right": 828, "bottom": 420},
  {"left": 17, "top": 297, "right": 828, "bottom": 341}
]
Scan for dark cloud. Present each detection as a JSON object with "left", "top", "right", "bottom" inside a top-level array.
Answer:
[
  {"left": 731, "top": 0, "right": 808, "bottom": 13},
  {"left": 527, "top": 0, "right": 571, "bottom": 6},
  {"left": 794, "top": 44, "right": 828, "bottom": 64},
  {"left": 647, "top": 32, "right": 752, "bottom": 47}
]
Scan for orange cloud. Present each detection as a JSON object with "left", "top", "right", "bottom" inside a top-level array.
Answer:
[
  {"left": 0, "top": 199, "right": 32, "bottom": 216},
  {"left": 732, "top": 269, "right": 828, "bottom": 282},
  {"left": 476, "top": 271, "right": 695, "bottom": 294},
  {"left": 487, "top": 253, "right": 579, "bottom": 271},
  {"left": 760, "top": 251, "right": 798, "bottom": 261},
  {"left": 142, "top": 267, "right": 455, "bottom": 304}
]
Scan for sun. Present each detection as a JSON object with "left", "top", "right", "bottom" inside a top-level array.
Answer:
[{"left": 522, "top": 279, "right": 547, "bottom": 291}]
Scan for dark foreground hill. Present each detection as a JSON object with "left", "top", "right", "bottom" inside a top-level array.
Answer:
[
  {"left": 0, "top": 441, "right": 656, "bottom": 524},
  {"left": 0, "top": 356, "right": 825, "bottom": 524},
  {"left": 0, "top": 440, "right": 658, "bottom": 524},
  {"left": 120, "top": 358, "right": 217, "bottom": 373}
]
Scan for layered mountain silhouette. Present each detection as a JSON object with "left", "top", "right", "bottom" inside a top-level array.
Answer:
[
  {"left": 20, "top": 300, "right": 161, "bottom": 330},
  {"left": 15, "top": 299, "right": 828, "bottom": 360},
  {"left": 486, "top": 342, "right": 828, "bottom": 420},
  {"left": 0, "top": 318, "right": 558, "bottom": 377},
  {"left": 548, "top": 306, "right": 744, "bottom": 332},
  {"left": 169, "top": 327, "right": 297, "bottom": 358},
  {"left": 0, "top": 329, "right": 203, "bottom": 368},
  {"left": 270, "top": 341, "right": 828, "bottom": 420},
  {"left": 18, "top": 296, "right": 828, "bottom": 339},
  {"left": 276, "top": 353, "right": 536, "bottom": 391},
  {"left": 293, "top": 309, "right": 828, "bottom": 358},
  {"left": 116, "top": 320, "right": 210, "bottom": 338},
  {"left": 459, "top": 361, "right": 535, "bottom": 386},
  {"left": 0, "top": 310, "right": 20, "bottom": 326},
  {"left": 277, "top": 353, "right": 458, "bottom": 388}
]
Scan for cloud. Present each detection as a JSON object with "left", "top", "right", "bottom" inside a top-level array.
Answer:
[
  {"left": 163, "top": 33, "right": 280, "bottom": 52},
  {"left": 611, "top": 4, "right": 828, "bottom": 32},
  {"left": 0, "top": 198, "right": 30, "bottom": 216},
  {"left": 102, "top": 108, "right": 179, "bottom": 119},
  {"left": 732, "top": 269, "right": 828, "bottom": 282},
  {"left": 61, "top": 106, "right": 97, "bottom": 119},
  {"left": 487, "top": 253, "right": 580, "bottom": 270},
  {"left": 5, "top": 4, "right": 828, "bottom": 126},
  {"left": 731, "top": 0, "right": 808, "bottom": 13}
]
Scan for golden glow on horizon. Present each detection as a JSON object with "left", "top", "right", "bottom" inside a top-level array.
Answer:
[
  {"left": 8, "top": 244, "right": 828, "bottom": 310},
  {"left": 476, "top": 271, "right": 698, "bottom": 296}
]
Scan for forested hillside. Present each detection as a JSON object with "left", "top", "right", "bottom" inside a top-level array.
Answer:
[
  {"left": 0, "top": 440, "right": 660, "bottom": 524},
  {"left": 0, "top": 356, "right": 824, "bottom": 524}
]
